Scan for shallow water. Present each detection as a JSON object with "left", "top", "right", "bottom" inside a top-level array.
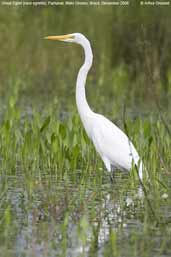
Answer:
[{"left": 0, "top": 170, "right": 171, "bottom": 257}]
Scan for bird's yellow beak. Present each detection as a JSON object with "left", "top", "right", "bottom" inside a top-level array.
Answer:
[{"left": 44, "top": 34, "right": 74, "bottom": 41}]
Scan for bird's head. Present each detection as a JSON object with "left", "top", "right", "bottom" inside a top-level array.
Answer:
[{"left": 44, "top": 33, "right": 87, "bottom": 45}]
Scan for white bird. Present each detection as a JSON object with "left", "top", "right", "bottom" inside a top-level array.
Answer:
[{"left": 45, "top": 33, "right": 143, "bottom": 180}]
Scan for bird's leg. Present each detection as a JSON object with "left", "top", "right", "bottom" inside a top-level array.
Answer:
[
  {"left": 110, "top": 165, "right": 116, "bottom": 183},
  {"left": 110, "top": 173, "right": 115, "bottom": 183},
  {"left": 102, "top": 157, "right": 116, "bottom": 183}
]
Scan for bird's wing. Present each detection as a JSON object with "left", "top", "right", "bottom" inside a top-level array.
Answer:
[{"left": 91, "top": 114, "right": 139, "bottom": 171}]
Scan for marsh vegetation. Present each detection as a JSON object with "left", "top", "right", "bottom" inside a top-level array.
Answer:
[{"left": 0, "top": 4, "right": 171, "bottom": 257}]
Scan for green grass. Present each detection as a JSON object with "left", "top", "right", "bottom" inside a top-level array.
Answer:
[
  {"left": 0, "top": 86, "right": 171, "bottom": 257},
  {"left": 0, "top": 6, "right": 171, "bottom": 256}
]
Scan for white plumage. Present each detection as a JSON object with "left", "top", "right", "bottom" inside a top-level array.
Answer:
[{"left": 45, "top": 32, "right": 143, "bottom": 180}]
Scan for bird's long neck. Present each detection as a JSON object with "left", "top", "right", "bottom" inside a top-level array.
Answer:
[{"left": 76, "top": 39, "right": 94, "bottom": 125}]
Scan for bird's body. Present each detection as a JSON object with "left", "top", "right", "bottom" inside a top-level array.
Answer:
[
  {"left": 45, "top": 33, "right": 143, "bottom": 180},
  {"left": 91, "top": 114, "right": 140, "bottom": 172}
]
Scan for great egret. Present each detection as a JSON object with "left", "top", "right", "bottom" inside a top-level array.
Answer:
[{"left": 45, "top": 33, "right": 143, "bottom": 180}]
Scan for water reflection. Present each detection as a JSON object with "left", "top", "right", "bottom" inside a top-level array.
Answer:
[{"left": 0, "top": 172, "right": 171, "bottom": 257}]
